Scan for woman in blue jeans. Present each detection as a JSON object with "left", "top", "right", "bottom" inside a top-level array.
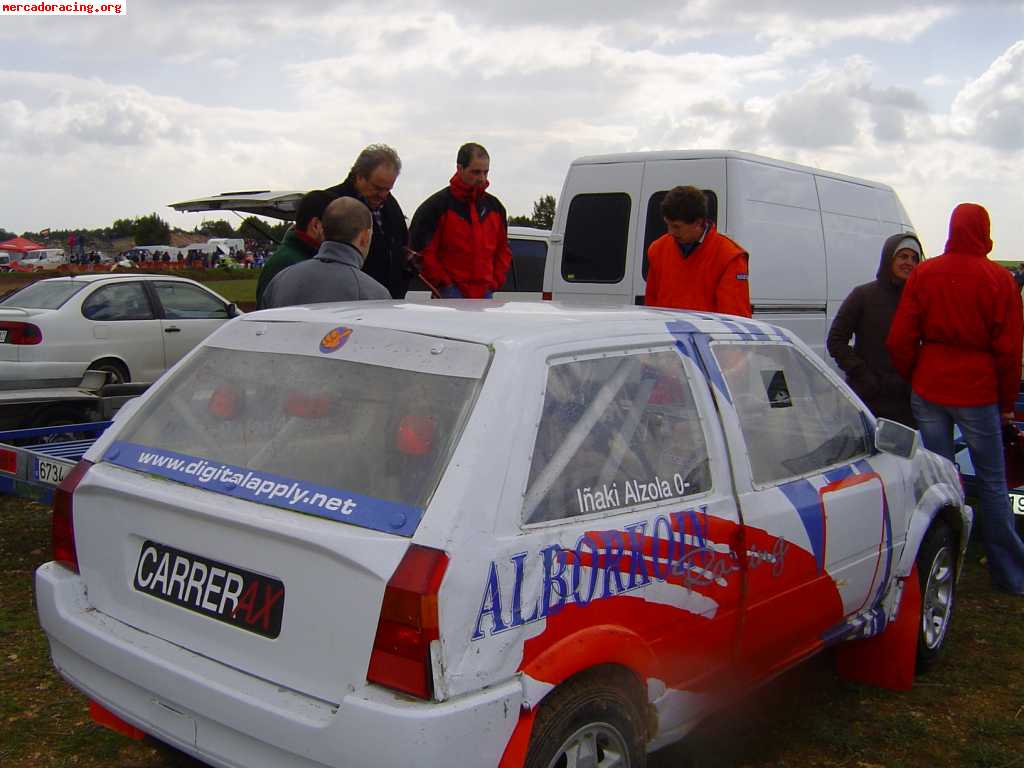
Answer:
[{"left": 888, "top": 203, "right": 1024, "bottom": 596}]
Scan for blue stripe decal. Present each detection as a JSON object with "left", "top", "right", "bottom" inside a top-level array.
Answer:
[
  {"left": 666, "top": 322, "right": 732, "bottom": 404},
  {"left": 717, "top": 317, "right": 755, "bottom": 340},
  {"left": 853, "top": 459, "right": 874, "bottom": 475},
  {"left": 779, "top": 478, "right": 825, "bottom": 573},
  {"left": 102, "top": 440, "right": 423, "bottom": 536},
  {"left": 823, "top": 465, "right": 855, "bottom": 484}
]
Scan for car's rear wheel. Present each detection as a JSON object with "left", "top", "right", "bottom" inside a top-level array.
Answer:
[
  {"left": 90, "top": 359, "right": 130, "bottom": 385},
  {"left": 525, "top": 668, "right": 646, "bottom": 768},
  {"left": 916, "top": 520, "right": 956, "bottom": 673}
]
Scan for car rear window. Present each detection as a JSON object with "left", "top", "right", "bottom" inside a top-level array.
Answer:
[
  {"left": 105, "top": 340, "right": 488, "bottom": 536},
  {"left": 0, "top": 280, "right": 86, "bottom": 309}
]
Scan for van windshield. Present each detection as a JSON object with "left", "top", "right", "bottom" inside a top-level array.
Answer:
[
  {"left": 105, "top": 343, "right": 488, "bottom": 536},
  {"left": 0, "top": 281, "right": 86, "bottom": 309}
]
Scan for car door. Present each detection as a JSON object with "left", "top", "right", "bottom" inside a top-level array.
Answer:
[
  {"left": 149, "top": 281, "right": 231, "bottom": 368},
  {"left": 467, "top": 342, "right": 744, "bottom": 727},
  {"left": 80, "top": 281, "right": 165, "bottom": 381},
  {"left": 699, "top": 336, "right": 908, "bottom": 683}
]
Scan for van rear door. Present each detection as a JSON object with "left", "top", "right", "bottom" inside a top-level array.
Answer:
[
  {"left": 546, "top": 160, "right": 643, "bottom": 305},
  {"left": 632, "top": 158, "right": 727, "bottom": 304}
]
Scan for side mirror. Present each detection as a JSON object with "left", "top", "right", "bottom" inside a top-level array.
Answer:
[
  {"left": 226, "top": 302, "right": 240, "bottom": 318},
  {"left": 875, "top": 418, "right": 919, "bottom": 459}
]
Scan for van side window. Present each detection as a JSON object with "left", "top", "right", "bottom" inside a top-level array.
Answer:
[
  {"left": 711, "top": 342, "right": 870, "bottom": 485},
  {"left": 561, "top": 193, "right": 630, "bottom": 283},
  {"left": 523, "top": 349, "right": 711, "bottom": 524},
  {"left": 642, "top": 189, "right": 718, "bottom": 280}
]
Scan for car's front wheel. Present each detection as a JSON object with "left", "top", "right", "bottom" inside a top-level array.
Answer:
[
  {"left": 525, "top": 668, "right": 646, "bottom": 768},
  {"left": 916, "top": 520, "right": 956, "bottom": 673}
]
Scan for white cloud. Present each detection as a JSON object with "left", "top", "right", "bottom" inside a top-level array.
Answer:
[{"left": 950, "top": 40, "right": 1024, "bottom": 150}]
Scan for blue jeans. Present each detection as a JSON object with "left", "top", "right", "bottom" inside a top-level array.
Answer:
[
  {"left": 438, "top": 285, "right": 493, "bottom": 299},
  {"left": 912, "top": 392, "right": 1024, "bottom": 593}
]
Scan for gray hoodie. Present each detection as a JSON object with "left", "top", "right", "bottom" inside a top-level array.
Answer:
[{"left": 262, "top": 240, "right": 390, "bottom": 308}]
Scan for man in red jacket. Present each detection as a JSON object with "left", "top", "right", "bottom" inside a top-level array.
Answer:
[
  {"left": 410, "top": 143, "right": 512, "bottom": 298},
  {"left": 887, "top": 203, "right": 1024, "bottom": 596},
  {"left": 644, "top": 186, "right": 751, "bottom": 317}
]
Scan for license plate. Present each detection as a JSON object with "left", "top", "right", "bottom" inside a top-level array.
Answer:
[
  {"left": 35, "top": 458, "right": 69, "bottom": 486},
  {"left": 133, "top": 540, "right": 285, "bottom": 639},
  {"left": 0, "top": 329, "right": 6, "bottom": 343},
  {"left": 1010, "top": 492, "right": 1024, "bottom": 517}
]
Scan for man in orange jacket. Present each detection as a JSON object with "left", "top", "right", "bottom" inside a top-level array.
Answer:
[{"left": 644, "top": 186, "right": 751, "bottom": 317}]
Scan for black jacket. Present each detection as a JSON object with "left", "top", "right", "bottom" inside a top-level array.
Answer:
[
  {"left": 827, "top": 232, "right": 923, "bottom": 426},
  {"left": 325, "top": 176, "right": 411, "bottom": 299}
]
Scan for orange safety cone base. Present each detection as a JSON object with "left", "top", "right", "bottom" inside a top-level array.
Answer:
[
  {"left": 835, "top": 564, "right": 921, "bottom": 691},
  {"left": 89, "top": 700, "right": 146, "bottom": 740}
]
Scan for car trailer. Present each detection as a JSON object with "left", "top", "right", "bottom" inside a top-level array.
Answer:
[{"left": 0, "top": 421, "right": 112, "bottom": 504}]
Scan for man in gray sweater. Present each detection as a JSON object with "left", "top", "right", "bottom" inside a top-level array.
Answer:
[{"left": 262, "top": 197, "right": 391, "bottom": 308}]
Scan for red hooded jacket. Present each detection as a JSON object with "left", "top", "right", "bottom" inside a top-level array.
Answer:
[
  {"left": 409, "top": 173, "right": 512, "bottom": 298},
  {"left": 886, "top": 204, "right": 1023, "bottom": 411}
]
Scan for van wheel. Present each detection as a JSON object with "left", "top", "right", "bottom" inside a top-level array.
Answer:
[
  {"left": 90, "top": 359, "right": 129, "bottom": 385},
  {"left": 525, "top": 669, "right": 646, "bottom": 768},
  {"left": 916, "top": 521, "right": 956, "bottom": 673}
]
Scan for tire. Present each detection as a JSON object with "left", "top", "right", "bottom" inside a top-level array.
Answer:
[
  {"left": 89, "top": 359, "right": 130, "bottom": 385},
  {"left": 525, "top": 668, "right": 647, "bottom": 768},
  {"left": 916, "top": 521, "right": 956, "bottom": 673}
]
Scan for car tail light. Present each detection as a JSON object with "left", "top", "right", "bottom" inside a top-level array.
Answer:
[
  {"left": 367, "top": 545, "right": 449, "bottom": 699},
  {"left": 0, "top": 321, "right": 42, "bottom": 345},
  {"left": 52, "top": 460, "right": 92, "bottom": 572},
  {"left": 541, "top": 291, "right": 553, "bottom": 301}
]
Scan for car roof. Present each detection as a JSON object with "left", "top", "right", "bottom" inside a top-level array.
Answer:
[
  {"left": 37, "top": 273, "right": 196, "bottom": 284},
  {"left": 507, "top": 226, "right": 550, "bottom": 239},
  {"left": 245, "top": 301, "right": 782, "bottom": 347}
]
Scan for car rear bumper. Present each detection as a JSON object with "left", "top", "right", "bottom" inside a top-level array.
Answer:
[
  {"left": 0, "top": 360, "right": 83, "bottom": 389},
  {"left": 36, "top": 562, "right": 522, "bottom": 768}
]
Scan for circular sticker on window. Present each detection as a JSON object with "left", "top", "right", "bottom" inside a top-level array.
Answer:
[{"left": 319, "top": 326, "right": 352, "bottom": 354}]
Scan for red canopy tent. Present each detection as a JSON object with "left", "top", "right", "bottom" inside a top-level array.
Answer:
[{"left": 0, "top": 236, "right": 44, "bottom": 254}]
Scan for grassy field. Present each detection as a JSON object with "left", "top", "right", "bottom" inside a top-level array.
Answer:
[
  {"left": 2, "top": 494, "right": 1022, "bottom": 768},
  {"left": 193, "top": 279, "right": 256, "bottom": 305}
]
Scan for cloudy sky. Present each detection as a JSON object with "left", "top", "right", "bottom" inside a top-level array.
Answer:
[{"left": 1, "top": 1, "right": 1022, "bottom": 259}]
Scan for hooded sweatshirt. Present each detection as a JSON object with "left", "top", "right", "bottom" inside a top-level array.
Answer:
[
  {"left": 409, "top": 173, "right": 512, "bottom": 298},
  {"left": 887, "top": 204, "right": 1023, "bottom": 411},
  {"left": 827, "top": 232, "right": 923, "bottom": 426}
]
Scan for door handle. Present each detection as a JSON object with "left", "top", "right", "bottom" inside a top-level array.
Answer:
[{"left": 164, "top": 327, "right": 181, "bottom": 333}]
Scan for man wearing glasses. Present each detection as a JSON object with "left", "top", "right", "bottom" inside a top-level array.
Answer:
[{"left": 327, "top": 144, "right": 413, "bottom": 299}]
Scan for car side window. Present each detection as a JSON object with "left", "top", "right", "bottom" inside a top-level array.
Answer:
[
  {"left": 523, "top": 349, "right": 711, "bottom": 525},
  {"left": 509, "top": 238, "right": 547, "bottom": 292},
  {"left": 712, "top": 342, "right": 871, "bottom": 486},
  {"left": 154, "top": 281, "right": 228, "bottom": 319},
  {"left": 81, "top": 282, "right": 155, "bottom": 321}
]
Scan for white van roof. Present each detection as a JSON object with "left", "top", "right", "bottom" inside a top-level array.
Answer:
[{"left": 570, "top": 149, "right": 896, "bottom": 191}]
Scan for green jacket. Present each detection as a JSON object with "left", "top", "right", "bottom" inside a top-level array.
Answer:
[{"left": 256, "top": 228, "right": 319, "bottom": 308}]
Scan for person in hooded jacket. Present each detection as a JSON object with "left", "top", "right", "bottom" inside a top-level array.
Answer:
[
  {"left": 888, "top": 203, "right": 1024, "bottom": 596},
  {"left": 827, "top": 233, "right": 922, "bottom": 426},
  {"left": 410, "top": 142, "right": 512, "bottom": 298}
]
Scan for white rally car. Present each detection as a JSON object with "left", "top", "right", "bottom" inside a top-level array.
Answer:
[{"left": 36, "top": 302, "right": 969, "bottom": 768}]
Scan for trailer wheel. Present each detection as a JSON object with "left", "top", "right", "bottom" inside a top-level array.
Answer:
[{"left": 916, "top": 521, "right": 956, "bottom": 673}]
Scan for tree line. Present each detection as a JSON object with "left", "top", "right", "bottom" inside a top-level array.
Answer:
[{"left": 1, "top": 194, "right": 556, "bottom": 249}]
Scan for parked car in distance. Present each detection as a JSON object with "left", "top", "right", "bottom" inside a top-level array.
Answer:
[
  {"left": 35, "top": 301, "right": 968, "bottom": 768},
  {"left": 17, "top": 248, "right": 68, "bottom": 270},
  {"left": 0, "top": 274, "right": 240, "bottom": 388}
]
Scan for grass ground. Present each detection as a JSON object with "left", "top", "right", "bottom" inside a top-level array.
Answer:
[{"left": 2, "top": 494, "right": 1022, "bottom": 767}]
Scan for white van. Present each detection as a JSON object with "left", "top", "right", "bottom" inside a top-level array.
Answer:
[
  {"left": 543, "top": 150, "right": 915, "bottom": 358},
  {"left": 17, "top": 248, "right": 67, "bottom": 270}
]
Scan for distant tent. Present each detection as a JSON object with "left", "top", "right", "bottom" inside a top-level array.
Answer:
[{"left": 0, "top": 236, "right": 45, "bottom": 254}]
